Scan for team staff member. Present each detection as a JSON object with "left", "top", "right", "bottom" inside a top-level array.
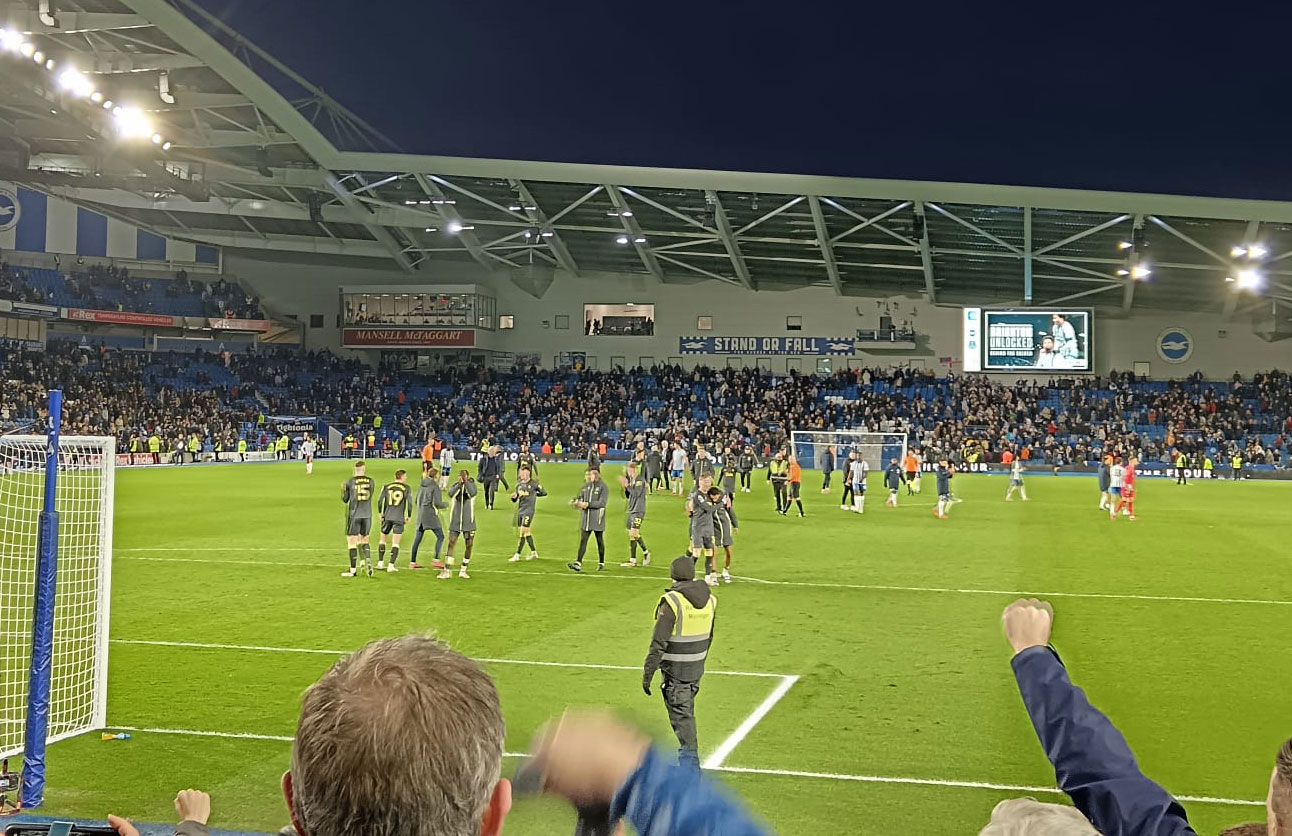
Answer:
[
  {"left": 507, "top": 466, "right": 547, "bottom": 562},
  {"left": 1231, "top": 451, "right": 1243, "bottom": 481},
  {"left": 478, "top": 446, "right": 502, "bottom": 510},
  {"left": 443, "top": 470, "right": 478, "bottom": 580},
  {"left": 568, "top": 468, "right": 609, "bottom": 573},
  {"left": 1097, "top": 454, "right": 1112, "bottom": 510},
  {"left": 619, "top": 461, "right": 653, "bottom": 568},
  {"left": 148, "top": 432, "right": 162, "bottom": 464},
  {"left": 645, "top": 442, "right": 664, "bottom": 493},
  {"left": 1173, "top": 449, "right": 1188, "bottom": 485},
  {"left": 376, "top": 470, "right": 411, "bottom": 572},
  {"left": 819, "top": 445, "right": 835, "bottom": 494},
  {"left": 341, "top": 461, "right": 375, "bottom": 577},
  {"left": 409, "top": 461, "right": 447, "bottom": 569},
  {"left": 737, "top": 446, "right": 755, "bottom": 493},
  {"left": 784, "top": 455, "right": 805, "bottom": 517},
  {"left": 767, "top": 451, "right": 789, "bottom": 513},
  {"left": 934, "top": 459, "right": 953, "bottom": 519},
  {"left": 642, "top": 556, "right": 717, "bottom": 772}
]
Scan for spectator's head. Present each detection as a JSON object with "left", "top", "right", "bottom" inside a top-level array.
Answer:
[
  {"left": 1270, "top": 737, "right": 1292, "bottom": 836},
  {"left": 283, "top": 635, "right": 509, "bottom": 836},
  {"left": 978, "top": 798, "right": 1098, "bottom": 835}
]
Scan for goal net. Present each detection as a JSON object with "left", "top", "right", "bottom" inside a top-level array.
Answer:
[
  {"left": 0, "top": 418, "right": 114, "bottom": 808},
  {"left": 790, "top": 430, "right": 908, "bottom": 474}
]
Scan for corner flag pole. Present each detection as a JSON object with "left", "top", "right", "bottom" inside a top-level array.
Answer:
[{"left": 21, "top": 389, "right": 62, "bottom": 809}]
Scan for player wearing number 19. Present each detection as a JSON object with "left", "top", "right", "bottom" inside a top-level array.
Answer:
[
  {"left": 376, "top": 470, "right": 411, "bottom": 572},
  {"left": 340, "top": 461, "right": 375, "bottom": 578}
]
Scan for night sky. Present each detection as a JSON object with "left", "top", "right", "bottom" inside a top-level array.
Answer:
[{"left": 193, "top": 1, "right": 1292, "bottom": 201}]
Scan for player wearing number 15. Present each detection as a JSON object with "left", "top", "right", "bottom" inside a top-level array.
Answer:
[
  {"left": 376, "top": 470, "right": 411, "bottom": 573},
  {"left": 341, "top": 461, "right": 376, "bottom": 578}
]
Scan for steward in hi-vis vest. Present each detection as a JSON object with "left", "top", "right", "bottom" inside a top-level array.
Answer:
[{"left": 642, "top": 556, "right": 717, "bottom": 771}]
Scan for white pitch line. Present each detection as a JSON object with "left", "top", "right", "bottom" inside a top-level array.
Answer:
[
  {"left": 711, "top": 765, "right": 1264, "bottom": 807},
  {"left": 703, "top": 674, "right": 799, "bottom": 769},
  {"left": 87, "top": 726, "right": 1264, "bottom": 808},
  {"left": 115, "top": 553, "right": 1292, "bottom": 606},
  {"left": 110, "top": 638, "right": 788, "bottom": 678}
]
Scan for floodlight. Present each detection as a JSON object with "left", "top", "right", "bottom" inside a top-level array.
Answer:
[
  {"left": 1129, "top": 265, "right": 1151, "bottom": 279},
  {"left": 1231, "top": 246, "right": 1247, "bottom": 257},
  {"left": 18, "top": 41, "right": 34, "bottom": 57},
  {"left": 508, "top": 203, "right": 522, "bottom": 211},
  {"left": 160, "top": 141, "right": 172, "bottom": 151},
  {"left": 1117, "top": 241, "right": 1133, "bottom": 250},
  {"left": 633, "top": 236, "right": 646, "bottom": 244},
  {"left": 446, "top": 220, "right": 463, "bottom": 234},
  {"left": 90, "top": 91, "right": 102, "bottom": 103},
  {"left": 112, "top": 106, "right": 153, "bottom": 139},
  {"left": 621, "top": 210, "right": 633, "bottom": 217},
  {"left": 1249, "top": 244, "right": 1269, "bottom": 259},
  {"left": 615, "top": 235, "right": 629, "bottom": 245},
  {"left": 1115, "top": 269, "right": 1129, "bottom": 276},
  {"left": 45, "top": 59, "right": 54, "bottom": 70},
  {"left": 541, "top": 230, "right": 553, "bottom": 238},
  {"left": 0, "top": 29, "right": 23, "bottom": 52},
  {"left": 32, "top": 50, "right": 43, "bottom": 64},
  {"left": 150, "top": 133, "right": 163, "bottom": 144},
  {"left": 1236, "top": 268, "right": 1262, "bottom": 290}
]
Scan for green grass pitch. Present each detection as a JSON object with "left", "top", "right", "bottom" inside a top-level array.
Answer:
[{"left": 31, "top": 461, "right": 1292, "bottom": 834}]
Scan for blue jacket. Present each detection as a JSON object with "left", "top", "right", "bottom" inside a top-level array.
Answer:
[
  {"left": 1012, "top": 646, "right": 1196, "bottom": 835},
  {"left": 611, "top": 747, "right": 769, "bottom": 835}
]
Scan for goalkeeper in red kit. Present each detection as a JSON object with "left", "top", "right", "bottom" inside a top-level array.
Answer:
[{"left": 1114, "top": 456, "right": 1138, "bottom": 520}]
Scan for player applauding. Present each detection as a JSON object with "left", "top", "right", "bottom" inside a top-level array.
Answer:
[
  {"left": 1114, "top": 456, "right": 1138, "bottom": 521},
  {"left": 508, "top": 466, "right": 547, "bottom": 562}
]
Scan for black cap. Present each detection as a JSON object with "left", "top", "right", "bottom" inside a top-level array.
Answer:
[{"left": 670, "top": 556, "right": 695, "bottom": 581}]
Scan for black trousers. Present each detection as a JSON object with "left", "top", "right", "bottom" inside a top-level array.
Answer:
[
  {"left": 822, "top": 471, "right": 833, "bottom": 490},
  {"left": 772, "top": 480, "right": 787, "bottom": 511},
  {"left": 576, "top": 529, "right": 605, "bottom": 563},
  {"left": 484, "top": 479, "right": 498, "bottom": 508},
  {"left": 739, "top": 470, "right": 751, "bottom": 489},
  {"left": 662, "top": 676, "right": 700, "bottom": 769},
  {"left": 1176, "top": 467, "right": 1187, "bottom": 484},
  {"left": 841, "top": 481, "right": 854, "bottom": 506}
]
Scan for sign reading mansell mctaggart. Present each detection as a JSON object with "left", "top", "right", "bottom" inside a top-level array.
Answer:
[{"left": 341, "top": 327, "right": 476, "bottom": 348}]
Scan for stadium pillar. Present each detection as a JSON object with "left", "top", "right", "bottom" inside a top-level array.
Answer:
[{"left": 1023, "top": 206, "right": 1033, "bottom": 305}]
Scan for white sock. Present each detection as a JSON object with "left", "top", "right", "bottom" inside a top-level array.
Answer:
[{"left": 859, "top": 496, "right": 865, "bottom": 512}]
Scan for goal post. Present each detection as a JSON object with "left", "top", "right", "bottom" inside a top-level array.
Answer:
[
  {"left": 790, "top": 430, "right": 909, "bottom": 474},
  {"left": 0, "top": 391, "right": 114, "bottom": 809}
]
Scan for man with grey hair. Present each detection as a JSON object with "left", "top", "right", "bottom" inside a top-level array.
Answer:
[
  {"left": 978, "top": 798, "right": 1098, "bottom": 835},
  {"left": 281, "top": 635, "right": 768, "bottom": 836}
]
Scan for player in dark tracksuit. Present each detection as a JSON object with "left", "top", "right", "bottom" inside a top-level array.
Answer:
[
  {"left": 645, "top": 444, "right": 664, "bottom": 493},
  {"left": 568, "top": 469, "right": 609, "bottom": 572},
  {"left": 819, "top": 446, "right": 836, "bottom": 493},
  {"left": 410, "top": 463, "right": 447, "bottom": 568},
  {"left": 1097, "top": 455, "right": 1112, "bottom": 511}
]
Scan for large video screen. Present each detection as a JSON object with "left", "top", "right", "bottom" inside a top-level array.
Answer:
[{"left": 981, "top": 309, "right": 1092, "bottom": 372}]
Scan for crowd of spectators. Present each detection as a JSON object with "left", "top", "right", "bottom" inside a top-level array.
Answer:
[
  {"left": 4, "top": 340, "right": 1292, "bottom": 471},
  {"left": 0, "top": 260, "right": 264, "bottom": 319}
]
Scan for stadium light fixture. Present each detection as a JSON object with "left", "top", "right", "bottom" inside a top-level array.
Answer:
[
  {"left": 1116, "top": 269, "right": 1129, "bottom": 276},
  {"left": 90, "top": 91, "right": 103, "bottom": 103},
  {"left": 1117, "top": 241, "right": 1133, "bottom": 251},
  {"left": 1231, "top": 246, "right": 1247, "bottom": 257},
  {"left": 32, "top": 50, "right": 44, "bottom": 64},
  {"left": 508, "top": 203, "right": 522, "bottom": 211},
  {"left": 1129, "top": 265, "right": 1151, "bottom": 280},
  {"left": 0, "top": 29, "right": 24, "bottom": 52},
  {"left": 150, "top": 133, "right": 163, "bottom": 145},
  {"left": 1235, "top": 268, "right": 1263, "bottom": 290},
  {"left": 45, "top": 58, "right": 54, "bottom": 70},
  {"left": 634, "top": 236, "right": 647, "bottom": 244},
  {"left": 102, "top": 99, "right": 113, "bottom": 110},
  {"left": 18, "top": 41, "right": 34, "bottom": 58},
  {"left": 423, "top": 227, "right": 437, "bottom": 233},
  {"left": 541, "top": 230, "right": 553, "bottom": 238},
  {"left": 58, "top": 68, "right": 95, "bottom": 98},
  {"left": 615, "top": 235, "right": 629, "bottom": 245},
  {"left": 112, "top": 106, "right": 154, "bottom": 139},
  {"left": 161, "top": 141, "right": 172, "bottom": 151},
  {"left": 1249, "top": 244, "right": 1269, "bottom": 259}
]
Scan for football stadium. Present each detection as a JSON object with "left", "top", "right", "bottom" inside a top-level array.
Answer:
[{"left": 1, "top": 2, "right": 1290, "bottom": 835}]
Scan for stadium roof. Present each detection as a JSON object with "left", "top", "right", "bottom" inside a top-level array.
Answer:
[{"left": 4, "top": 0, "right": 1292, "bottom": 316}]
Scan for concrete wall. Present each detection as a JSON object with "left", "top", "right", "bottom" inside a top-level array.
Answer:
[{"left": 226, "top": 252, "right": 1292, "bottom": 377}]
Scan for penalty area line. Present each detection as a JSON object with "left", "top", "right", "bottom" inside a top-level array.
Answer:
[
  {"left": 90, "top": 727, "right": 1265, "bottom": 808},
  {"left": 702, "top": 674, "right": 799, "bottom": 769}
]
